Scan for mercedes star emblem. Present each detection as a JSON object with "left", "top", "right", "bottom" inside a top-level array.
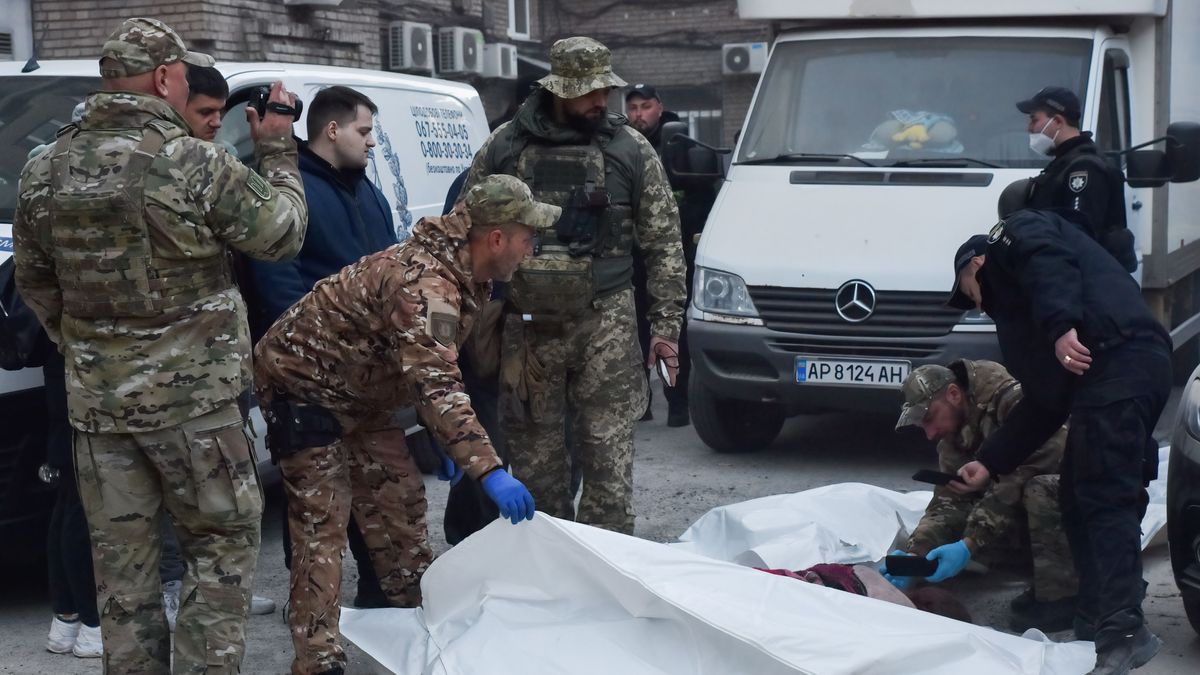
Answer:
[{"left": 834, "top": 280, "right": 876, "bottom": 323}]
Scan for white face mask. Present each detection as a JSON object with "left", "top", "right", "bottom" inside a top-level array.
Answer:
[{"left": 1028, "top": 117, "right": 1059, "bottom": 156}]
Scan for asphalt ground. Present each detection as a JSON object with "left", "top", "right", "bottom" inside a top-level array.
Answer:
[{"left": 1, "top": 383, "right": 1197, "bottom": 674}]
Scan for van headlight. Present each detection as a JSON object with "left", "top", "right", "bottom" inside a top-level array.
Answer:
[{"left": 693, "top": 267, "right": 762, "bottom": 324}]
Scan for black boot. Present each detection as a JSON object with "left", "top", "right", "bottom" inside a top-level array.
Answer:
[
  {"left": 667, "top": 400, "right": 690, "bottom": 427},
  {"left": 1008, "top": 595, "right": 1077, "bottom": 633},
  {"left": 1088, "top": 625, "right": 1161, "bottom": 675}
]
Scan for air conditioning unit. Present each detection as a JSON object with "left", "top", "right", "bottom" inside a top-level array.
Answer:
[
  {"left": 722, "top": 42, "right": 767, "bottom": 76},
  {"left": 483, "top": 43, "right": 518, "bottom": 79},
  {"left": 438, "top": 26, "right": 484, "bottom": 75},
  {"left": 387, "top": 21, "right": 433, "bottom": 73}
]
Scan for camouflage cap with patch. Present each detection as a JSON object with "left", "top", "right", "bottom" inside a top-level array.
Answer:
[
  {"left": 895, "top": 365, "right": 957, "bottom": 431},
  {"left": 537, "top": 37, "right": 627, "bottom": 99},
  {"left": 99, "top": 17, "right": 215, "bottom": 78},
  {"left": 465, "top": 175, "right": 561, "bottom": 231}
]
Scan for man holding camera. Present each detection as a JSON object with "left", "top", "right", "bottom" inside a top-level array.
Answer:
[
  {"left": 458, "top": 37, "right": 686, "bottom": 534},
  {"left": 12, "top": 17, "right": 306, "bottom": 674}
]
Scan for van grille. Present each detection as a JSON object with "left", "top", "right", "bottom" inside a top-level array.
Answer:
[{"left": 748, "top": 287, "right": 964, "bottom": 337}]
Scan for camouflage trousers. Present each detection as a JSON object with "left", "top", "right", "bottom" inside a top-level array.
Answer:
[
  {"left": 500, "top": 288, "right": 648, "bottom": 534},
  {"left": 1023, "top": 474, "right": 1080, "bottom": 602},
  {"left": 74, "top": 403, "right": 261, "bottom": 675},
  {"left": 277, "top": 411, "right": 430, "bottom": 675}
]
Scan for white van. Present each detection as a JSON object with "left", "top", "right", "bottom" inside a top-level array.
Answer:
[
  {"left": 0, "top": 60, "right": 490, "bottom": 551},
  {"left": 676, "top": 0, "right": 1200, "bottom": 453}
]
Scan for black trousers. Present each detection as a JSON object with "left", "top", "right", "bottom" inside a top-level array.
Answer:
[
  {"left": 44, "top": 356, "right": 99, "bottom": 626},
  {"left": 1059, "top": 343, "right": 1170, "bottom": 650}
]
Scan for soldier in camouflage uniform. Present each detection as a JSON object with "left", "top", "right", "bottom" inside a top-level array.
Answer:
[
  {"left": 459, "top": 37, "right": 687, "bottom": 534},
  {"left": 887, "top": 360, "right": 1079, "bottom": 632},
  {"left": 254, "top": 174, "right": 555, "bottom": 675},
  {"left": 12, "top": 17, "right": 308, "bottom": 675}
]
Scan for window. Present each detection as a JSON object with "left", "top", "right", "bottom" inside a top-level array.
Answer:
[
  {"left": 737, "top": 36, "right": 1094, "bottom": 168},
  {"left": 508, "top": 0, "right": 530, "bottom": 40},
  {"left": 1097, "top": 49, "right": 1132, "bottom": 155},
  {"left": 677, "top": 109, "right": 724, "bottom": 147}
]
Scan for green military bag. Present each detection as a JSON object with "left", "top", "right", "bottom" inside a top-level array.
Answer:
[{"left": 508, "top": 242, "right": 594, "bottom": 315}]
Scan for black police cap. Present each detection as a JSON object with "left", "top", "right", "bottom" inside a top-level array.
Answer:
[
  {"left": 1016, "top": 86, "right": 1081, "bottom": 122},
  {"left": 625, "top": 83, "right": 660, "bottom": 102},
  {"left": 947, "top": 234, "right": 990, "bottom": 310}
]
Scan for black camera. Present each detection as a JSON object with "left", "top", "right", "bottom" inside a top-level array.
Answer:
[{"left": 248, "top": 86, "right": 304, "bottom": 121}]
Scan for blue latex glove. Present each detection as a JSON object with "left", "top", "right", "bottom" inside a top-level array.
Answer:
[
  {"left": 481, "top": 469, "right": 536, "bottom": 524},
  {"left": 926, "top": 540, "right": 971, "bottom": 583},
  {"left": 880, "top": 549, "right": 915, "bottom": 590},
  {"left": 434, "top": 448, "right": 464, "bottom": 486}
]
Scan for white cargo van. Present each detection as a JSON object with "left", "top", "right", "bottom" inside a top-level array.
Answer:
[
  {"left": 0, "top": 60, "right": 489, "bottom": 551},
  {"left": 677, "top": 0, "right": 1200, "bottom": 452}
]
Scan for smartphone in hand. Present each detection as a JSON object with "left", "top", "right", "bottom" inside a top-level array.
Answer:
[
  {"left": 884, "top": 555, "right": 939, "bottom": 577},
  {"left": 912, "top": 469, "right": 961, "bottom": 486}
]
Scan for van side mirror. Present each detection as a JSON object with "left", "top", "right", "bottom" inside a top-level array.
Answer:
[
  {"left": 1124, "top": 121, "right": 1200, "bottom": 187},
  {"left": 661, "top": 120, "right": 729, "bottom": 183}
]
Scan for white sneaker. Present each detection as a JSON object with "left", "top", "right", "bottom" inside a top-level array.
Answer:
[
  {"left": 250, "top": 594, "right": 276, "bottom": 615},
  {"left": 163, "top": 580, "right": 182, "bottom": 633},
  {"left": 46, "top": 616, "right": 80, "bottom": 654},
  {"left": 71, "top": 624, "right": 102, "bottom": 658}
]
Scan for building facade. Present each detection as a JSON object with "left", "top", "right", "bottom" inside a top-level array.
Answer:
[{"left": 7, "top": 0, "right": 766, "bottom": 141}]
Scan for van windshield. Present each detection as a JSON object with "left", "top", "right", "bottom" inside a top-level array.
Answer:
[
  {"left": 0, "top": 76, "right": 99, "bottom": 223},
  {"left": 737, "top": 37, "right": 1092, "bottom": 169}
]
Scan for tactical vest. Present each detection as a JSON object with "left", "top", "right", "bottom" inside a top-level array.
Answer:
[
  {"left": 47, "top": 121, "right": 232, "bottom": 318},
  {"left": 508, "top": 141, "right": 636, "bottom": 316}
]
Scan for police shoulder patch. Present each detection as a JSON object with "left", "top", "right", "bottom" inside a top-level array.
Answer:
[
  {"left": 426, "top": 298, "right": 460, "bottom": 347},
  {"left": 247, "top": 171, "right": 273, "bottom": 201},
  {"left": 1068, "top": 170, "right": 1088, "bottom": 193},
  {"left": 988, "top": 219, "right": 1005, "bottom": 244}
]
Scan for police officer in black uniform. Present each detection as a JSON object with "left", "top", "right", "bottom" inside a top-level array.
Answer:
[
  {"left": 1017, "top": 86, "right": 1136, "bottom": 272},
  {"left": 946, "top": 209, "right": 1170, "bottom": 675}
]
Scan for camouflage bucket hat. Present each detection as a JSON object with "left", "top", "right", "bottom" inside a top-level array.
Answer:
[
  {"left": 465, "top": 175, "right": 562, "bottom": 231},
  {"left": 537, "top": 37, "right": 627, "bottom": 99},
  {"left": 895, "top": 365, "right": 957, "bottom": 431},
  {"left": 99, "top": 17, "right": 215, "bottom": 78}
]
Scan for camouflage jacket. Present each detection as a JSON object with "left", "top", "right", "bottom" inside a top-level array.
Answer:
[
  {"left": 907, "top": 359, "right": 1066, "bottom": 556},
  {"left": 254, "top": 211, "right": 501, "bottom": 480},
  {"left": 459, "top": 89, "right": 686, "bottom": 340},
  {"left": 13, "top": 92, "right": 306, "bottom": 433}
]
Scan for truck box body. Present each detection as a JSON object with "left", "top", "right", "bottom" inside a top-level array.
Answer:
[{"left": 689, "top": 0, "right": 1200, "bottom": 449}]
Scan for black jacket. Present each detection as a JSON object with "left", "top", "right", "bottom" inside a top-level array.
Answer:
[
  {"left": 1027, "top": 133, "right": 1135, "bottom": 271},
  {"left": 975, "top": 209, "right": 1169, "bottom": 475}
]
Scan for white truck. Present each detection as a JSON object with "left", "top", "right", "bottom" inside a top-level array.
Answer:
[{"left": 676, "top": 0, "right": 1200, "bottom": 453}]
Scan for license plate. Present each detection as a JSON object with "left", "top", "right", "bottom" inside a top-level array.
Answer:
[{"left": 794, "top": 357, "right": 910, "bottom": 388}]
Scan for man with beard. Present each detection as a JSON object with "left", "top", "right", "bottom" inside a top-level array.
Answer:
[
  {"left": 254, "top": 174, "right": 553, "bottom": 675},
  {"left": 458, "top": 37, "right": 686, "bottom": 534},
  {"left": 625, "top": 83, "right": 716, "bottom": 427}
]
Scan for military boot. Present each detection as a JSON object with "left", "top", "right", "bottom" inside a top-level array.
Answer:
[
  {"left": 1009, "top": 594, "right": 1077, "bottom": 633},
  {"left": 1088, "top": 625, "right": 1161, "bottom": 675}
]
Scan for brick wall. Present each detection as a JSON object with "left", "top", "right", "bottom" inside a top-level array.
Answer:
[
  {"left": 28, "top": 0, "right": 765, "bottom": 138},
  {"left": 542, "top": 0, "right": 768, "bottom": 145}
]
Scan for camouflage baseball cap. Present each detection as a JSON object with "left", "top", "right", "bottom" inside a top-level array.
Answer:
[
  {"left": 465, "top": 175, "right": 561, "bottom": 231},
  {"left": 895, "top": 365, "right": 957, "bottom": 431},
  {"left": 537, "top": 37, "right": 627, "bottom": 99},
  {"left": 99, "top": 17, "right": 214, "bottom": 78}
]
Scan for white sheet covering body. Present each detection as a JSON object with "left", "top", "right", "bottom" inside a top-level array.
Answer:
[
  {"left": 342, "top": 516, "right": 1094, "bottom": 674},
  {"left": 675, "top": 449, "right": 1170, "bottom": 569}
]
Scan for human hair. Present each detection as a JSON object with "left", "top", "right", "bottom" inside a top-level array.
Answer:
[
  {"left": 306, "top": 86, "right": 378, "bottom": 139},
  {"left": 1036, "top": 105, "right": 1080, "bottom": 129},
  {"left": 185, "top": 63, "right": 229, "bottom": 102},
  {"left": 467, "top": 219, "right": 528, "bottom": 240}
]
